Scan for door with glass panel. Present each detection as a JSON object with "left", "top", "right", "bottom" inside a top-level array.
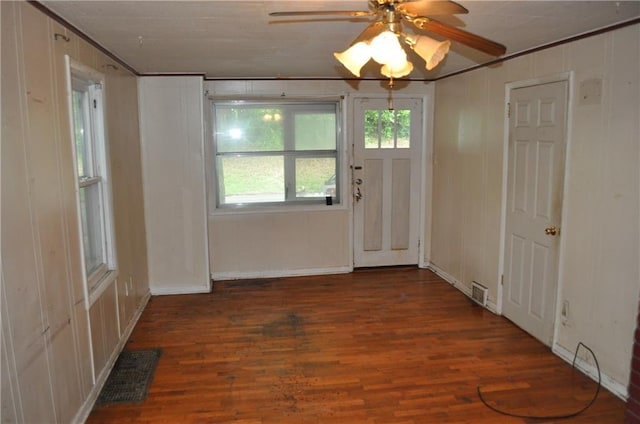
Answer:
[{"left": 353, "top": 97, "right": 422, "bottom": 267}]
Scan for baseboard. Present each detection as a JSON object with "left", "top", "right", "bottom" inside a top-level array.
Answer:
[
  {"left": 428, "top": 264, "right": 628, "bottom": 401},
  {"left": 552, "top": 343, "right": 628, "bottom": 401},
  {"left": 150, "top": 284, "right": 211, "bottom": 295},
  {"left": 429, "top": 263, "right": 471, "bottom": 294},
  {"left": 72, "top": 291, "right": 152, "bottom": 424},
  {"left": 212, "top": 266, "right": 353, "bottom": 281},
  {"left": 426, "top": 264, "right": 498, "bottom": 314}
]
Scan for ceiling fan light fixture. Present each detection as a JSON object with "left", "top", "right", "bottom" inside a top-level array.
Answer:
[
  {"left": 334, "top": 41, "right": 372, "bottom": 77},
  {"left": 381, "top": 59, "right": 413, "bottom": 78},
  {"left": 369, "top": 31, "right": 405, "bottom": 66},
  {"left": 408, "top": 35, "right": 451, "bottom": 70},
  {"left": 272, "top": 0, "right": 507, "bottom": 80}
]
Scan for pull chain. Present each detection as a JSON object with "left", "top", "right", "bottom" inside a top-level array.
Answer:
[{"left": 387, "top": 77, "right": 394, "bottom": 110}]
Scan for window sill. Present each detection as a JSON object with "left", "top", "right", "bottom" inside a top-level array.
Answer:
[
  {"left": 87, "top": 270, "right": 118, "bottom": 308},
  {"left": 210, "top": 202, "right": 348, "bottom": 216}
]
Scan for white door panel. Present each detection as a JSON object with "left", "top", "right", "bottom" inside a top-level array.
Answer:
[
  {"left": 353, "top": 98, "right": 422, "bottom": 267},
  {"left": 503, "top": 81, "right": 567, "bottom": 345},
  {"left": 363, "top": 158, "right": 383, "bottom": 251}
]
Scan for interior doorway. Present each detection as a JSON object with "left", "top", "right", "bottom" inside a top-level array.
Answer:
[{"left": 501, "top": 79, "right": 568, "bottom": 346}]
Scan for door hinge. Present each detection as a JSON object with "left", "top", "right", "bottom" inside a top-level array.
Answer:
[
  {"left": 506, "top": 102, "right": 511, "bottom": 118},
  {"left": 93, "top": 99, "right": 97, "bottom": 108},
  {"left": 501, "top": 274, "right": 504, "bottom": 286}
]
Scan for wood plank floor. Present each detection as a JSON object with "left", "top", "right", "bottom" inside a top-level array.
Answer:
[{"left": 88, "top": 267, "right": 626, "bottom": 423}]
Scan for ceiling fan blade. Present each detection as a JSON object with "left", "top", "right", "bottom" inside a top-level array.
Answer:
[
  {"left": 351, "top": 21, "right": 386, "bottom": 45},
  {"left": 269, "top": 11, "right": 373, "bottom": 17},
  {"left": 269, "top": 17, "right": 374, "bottom": 25},
  {"left": 412, "top": 17, "right": 506, "bottom": 56},
  {"left": 396, "top": 0, "right": 468, "bottom": 17}
]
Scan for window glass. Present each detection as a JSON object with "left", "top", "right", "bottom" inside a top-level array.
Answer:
[
  {"left": 364, "top": 110, "right": 380, "bottom": 149},
  {"left": 217, "top": 155, "right": 284, "bottom": 204},
  {"left": 79, "top": 184, "right": 105, "bottom": 275},
  {"left": 364, "top": 109, "right": 411, "bottom": 149},
  {"left": 380, "top": 110, "right": 395, "bottom": 149},
  {"left": 213, "top": 101, "right": 340, "bottom": 207},
  {"left": 73, "top": 89, "right": 91, "bottom": 178},
  {"left": 295, "top": 113, "right": 336, "bottom": 150},
  {"left": 396, "top": 110, "right": 411, "bottom": 148},
  {"left": 69, "top": 65, "right": 115, "bottom": 293},
  {"left": 216, "top": 107, "right": 284, "bottom": 153},
  {"left": 295, "top": 157, "right": 336, "bottom": 198}
]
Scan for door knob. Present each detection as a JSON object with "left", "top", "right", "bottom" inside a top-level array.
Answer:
[
  {"left": 354, "top": 187, "right": 362, "bottom": 202},
  {"left": 544, "top": 226, "right": 558, "bottom": 236}
]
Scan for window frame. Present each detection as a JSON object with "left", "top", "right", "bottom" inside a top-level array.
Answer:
[
  {"left": 211, "top": 99, "right": 343, "bottom": 209},
  {"left": 65, "top": 56, "right": 117, "bottom": 307}
]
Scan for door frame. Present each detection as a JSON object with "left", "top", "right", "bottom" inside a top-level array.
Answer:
[
  {"left": 497, "top": 72, "right": 574, "bottom": 345},
  {"left": 348, "top": 87, "right": 434, "bottom": 269}
]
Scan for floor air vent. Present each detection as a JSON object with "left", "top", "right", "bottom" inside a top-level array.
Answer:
[{"left": 471, "top": 281, "right": 488, "bottom": 307}]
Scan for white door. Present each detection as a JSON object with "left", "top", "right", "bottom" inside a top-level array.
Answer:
[
  {"left": 353, "top": 97, "right": 422, "bottom": 267},
  {"left": 502, "top": 80, "right": 568, "bottom": 345}
]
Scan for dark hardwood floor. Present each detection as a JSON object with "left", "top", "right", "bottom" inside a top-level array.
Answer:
[{"left": 88, "top": 267, "right": 626, "bottom": 423}]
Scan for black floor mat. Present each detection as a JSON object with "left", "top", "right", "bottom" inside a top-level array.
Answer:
[{"left": 95, "top": 349, "right": 162, "bottom": 405}]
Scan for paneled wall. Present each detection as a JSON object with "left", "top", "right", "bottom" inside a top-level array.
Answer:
[
  {"left": 139, "top": 77, "right": 210, "bottom": 294},
  {"left": 138, "top": 78, "right": 434, "bottom": 285},
  {"left": 107, "top": 59, "right": 150, "bottom": 329},
  {"left": 1, "top": 2, "right": 149, "bottom": 422},
  {"left": 205, "top": 80, "right": 433, "bottom": 279},
  {"left": 430, "top": 24, "right": 640, "bottom": 397}
]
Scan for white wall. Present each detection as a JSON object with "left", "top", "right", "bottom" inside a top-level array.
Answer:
[
  {"left": 430, "top": 24, "right": 640, "bottom": 397},
  {"left": 205, "top": 80, "right": 433, "bottom": 279},
  {"left": 139, "top": 77, "right": 210, "bottom": 294},
  {"left": 1, "top": 2, "right": 149, "bottom": 422}
]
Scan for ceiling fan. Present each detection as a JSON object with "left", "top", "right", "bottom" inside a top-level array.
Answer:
[{"left": 270, "top": 0, "right": 507, "bottom": 79}]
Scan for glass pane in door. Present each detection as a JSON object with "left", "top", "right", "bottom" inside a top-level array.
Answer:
[{"left": 363, "top": 109, "right": 411, "bottom": 149}]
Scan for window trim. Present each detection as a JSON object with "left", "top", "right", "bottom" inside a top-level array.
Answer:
[
  {"left": 65, "top": 56, "right": 118, "bottom": 308},
  {"left": 211, "top": 99, "right": 343, "bottom": 210}
]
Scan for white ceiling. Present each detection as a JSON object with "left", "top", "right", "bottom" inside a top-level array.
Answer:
[{"left": 42, "top": 1, "right": 640, "bottom": 80}]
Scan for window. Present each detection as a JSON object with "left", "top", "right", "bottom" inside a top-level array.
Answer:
[
  {"left": 68, "top": 59, "right": 116, "bottom": 297},
  {"left": 212, "top": 101, "right": 340, "bottom": 207},
  {"left": 364, "top": 109, "right": 411, "bottom": 149}
]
